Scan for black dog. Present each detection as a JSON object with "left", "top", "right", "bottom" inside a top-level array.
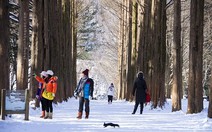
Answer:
[{"left": 103, "top": 122, "right": 120, "bottom": 128}]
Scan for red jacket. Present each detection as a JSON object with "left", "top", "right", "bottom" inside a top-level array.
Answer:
[{"left": 35, "top": 76, "right": 57, "bottom": 93}]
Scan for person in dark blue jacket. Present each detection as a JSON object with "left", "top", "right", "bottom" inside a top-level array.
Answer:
[
  {"left": 36, "top": 71, "right": 48, "bottom": 118},
  {"left": 74, "top": 69, "right": 94, "bottom": 119},
  {"left": 132, "top": 71, "right": 147, "bottom": 114}
]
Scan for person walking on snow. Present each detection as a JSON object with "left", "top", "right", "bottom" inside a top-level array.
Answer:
[
  {"left": 74, "top": 69, "right": 94, "bottom": 119},
  {"left": 34, "top": 70, "right": 58, "bottom": 119},
  {"left": 107, "top": 83, "right": 115, "bottom": 104},
  {"left": 35, "top": 71, "right": 48, "bottom": 118},
  {"left": 132, "top": 71, "right": 147, "bottom": 114}
]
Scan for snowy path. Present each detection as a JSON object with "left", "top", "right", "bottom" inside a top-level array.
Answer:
[{"left": 0, "top": 98, "right": 212, "bottom": 132}]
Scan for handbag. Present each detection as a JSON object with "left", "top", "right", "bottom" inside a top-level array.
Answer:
[{"left": 146, "top": 92, "right": 151, "bottom": 103}]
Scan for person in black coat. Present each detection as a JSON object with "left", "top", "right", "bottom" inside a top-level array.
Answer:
[{"left": 132, "top": 71, "right": 147, "bottom": 114}]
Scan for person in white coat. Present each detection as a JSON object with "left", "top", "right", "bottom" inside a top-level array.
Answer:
[{"left": 107, "top": 83, "right": 115, "bottom": 104}]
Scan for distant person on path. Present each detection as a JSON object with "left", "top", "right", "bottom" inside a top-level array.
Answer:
[
  {"left": 34, "top": 70, "right": 58, "bottom": 119},
  {"left": 35, "top": 71, "right": 48, "bottom": 118},
  {"left": 132, "top": 71, "right": 147, "bottom": 114},
  {"left": 107, "top": 83, "right": 115, "bottom": 104},
  {"left": 74, "top": 69, "right": 94, "bottom": 119}
]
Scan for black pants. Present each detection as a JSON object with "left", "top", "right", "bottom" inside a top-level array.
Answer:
[
  {"left": 133, "top": 102, "right": 144, "bottom": 114},
  {"left": 79, "top": 97, "right": 89, "bottom": 113},
  {"left": 43, "top": 98, "right": 53, "bottom": 113},
  {"left": 108, "top": 95, "right": 113, "bottom": 103},
  {"left": 40, "top": 98, "right": 45, "bottom": 111}
]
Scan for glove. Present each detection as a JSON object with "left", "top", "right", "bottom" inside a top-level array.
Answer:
[
  {"left": 52, "top": 93, "right": 55, "bottom": 97},
  {"left": 33, "top": 73, "right": 37, "bottom": 78},
  {"left": 36, "top": 95, "right": 39, "bottom": 99},
  {"left": 89, "top": 95, "right": 94, "bottom": 100},
  {"left": 74, "top": 92, "right": 77, "bottom": 97},
  {"left": 74, "top": 92, "right": 78, "bottom": 99}
]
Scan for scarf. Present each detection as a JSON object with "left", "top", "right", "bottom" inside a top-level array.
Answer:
[{"left": 76, "top": 76, "right": 88, "bottom": 94}]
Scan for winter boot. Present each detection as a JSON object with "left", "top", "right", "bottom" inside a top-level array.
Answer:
[
  {"left": 132, "top": 104, "right": 138, "bottom": 114},
  {"left": 76, "top": 112, "right": 82, "bottom": 119},
  {"left": 140, "top": 109, "right": 143, "bottom": 114},
  {"left": 132, "top": 108, "right": 137, "bottom": 114},
  {"left": 48, "top": 112, "right": 53, "bottom": 119},
  {"left": 44, "top": 111, "right": 49, "bottom": 119},
  {"left": 40, "top": 111, "right": 45, "bottom": 118},
  {"left": 85, "top": 112, "right": 89, "bottom": 119}
]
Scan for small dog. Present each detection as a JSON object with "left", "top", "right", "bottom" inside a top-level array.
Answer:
[{"left": 103, "top": 122, "right": 120, "bottom": 128}]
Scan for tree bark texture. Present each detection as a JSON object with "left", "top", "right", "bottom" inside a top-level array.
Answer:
[
  {"left": 208, "top": 68, "right": 212, "bottom": 118},
  {"left": 187, "top": 0, "right": 204, "bottom": 114},
  {"left": 17, "top": 0, "right": 29, "bottom": 90},
  {"left": 118, "top": 0, "right": 124, "bottom": 99},
  {"left": 126, "top": 0, "right": 133, "bottom": 101},
  {"left": 172, "top": 0, "right": 182, "bottom": 112},
  {"left": 31, "top": 0, "right": 45, "bottom": 106},
  {"left": 71, "top": 0, "right": 77, "bottom": 97},
  {"left": 0, "top": 0, "right": 10, "bottom": 111}
]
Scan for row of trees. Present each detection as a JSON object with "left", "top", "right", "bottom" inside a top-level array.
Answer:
[
  {"left": 118, "top": 0, "right": 166, "bottom": 108},
  {"left": 30, "top": 0, "right": 77, "bottom": 103},
  {"left": 0, "top": 0, "right": 211, "bottom": 118},
  {"left": 0, "top": 0, "right": 110, "bottom": 107},
  {"left": 116, "top": 0, "right": 211, "bottom": 117},
  {"left": 0, "top": 0, "right": 78, "bottom": 106}
]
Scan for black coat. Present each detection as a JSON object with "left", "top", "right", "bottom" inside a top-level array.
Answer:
[{"left": 132, "top": 76, "right": 147, "bottom": 103}]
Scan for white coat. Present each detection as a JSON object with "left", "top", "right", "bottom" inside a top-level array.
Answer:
[{"left": 108, "top": 85, "right": 114, "bottom": 96}]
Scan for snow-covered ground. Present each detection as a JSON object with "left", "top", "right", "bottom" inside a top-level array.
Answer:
[{"left": 0, "top": 98, "right": 212, "bottom": 132}]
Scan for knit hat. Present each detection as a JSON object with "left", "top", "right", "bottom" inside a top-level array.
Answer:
[
  {"left": 82, "top": 69, "right": 89, "bottom": 76},
  {"left": 137, "top": 71, "right": 143, "bottom": 78},
  {"left": 46, "top": 70, "right": 54, "bottom": 76},
  {"left": 40, "top": 71, "right": 47, "bottom": 77}
]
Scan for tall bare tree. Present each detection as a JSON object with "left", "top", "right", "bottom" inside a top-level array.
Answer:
[
  {"left": 172, "top": 0, "right": 182, "bottom": 112},
  {"left": 208, "top": 66, "right": 212, "bottom": 118},
  {"left": 0, "top": 0, "right": 10, "bottom": 111},
  {"left": 126, "top": 0, "right": 133, "bottom": 101},
  {"left": 187, "top": 0, "right": 204, "bottom": 114},
  {"left": 62, "top": 0, "right": 73, "bottom": 99},
  {"left": 31, "top": 0, "right": 45, "bottom": 105},
  {"left": 71, "top": 0, "right": 77, "bottom": 96},
  {"left": 118, "top": 0, "right": 128, "bottom": 99},
  {"left": 118, "top": 0, "right": 124, "bottom": 99},
  {"left": 17, "top": 0, "right": 29, "bottom": 90}
]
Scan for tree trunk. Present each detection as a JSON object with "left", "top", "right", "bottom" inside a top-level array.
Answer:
[
  {"left": 71, "top": 0, "right": 77, "bottom": 96},
  {"left": 118, "top": 0, "right": 124, "bottom": 99},
  {"left": 0, "top": 0, "right": 10, "bottom": 112},
  {"left": 130, "top": 0, "right": 138, "bottom": 101},
  {"left": 187, "top": 0, "right": 204, "bottom": 114},
  {"left": 208, "top": 67, "right": 212, "bottom": 118},
  {"left": 119, "top": 0, "right": 128, "bottom": 99},
  {"left": 126, "top": 0, "right": 132, "bottom": 101},
  {"left": 62, "top": 0, "right": 72, "bottom": 99},
  {"left": 17, "top": 0, "right": 29, "bottom": 90},
  {"left": 31, "top": 0, "right": 45, "bottom": 107},
  {"left": 158, "top": 0, "right": 166, "bottom": 108},
  {"left": 172, "top": 0, "right": 182, "bottom": 112}
]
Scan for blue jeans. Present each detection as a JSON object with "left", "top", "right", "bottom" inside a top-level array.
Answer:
[{"left": 78, "top": 97, "right": 89, "bottom": 113}]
